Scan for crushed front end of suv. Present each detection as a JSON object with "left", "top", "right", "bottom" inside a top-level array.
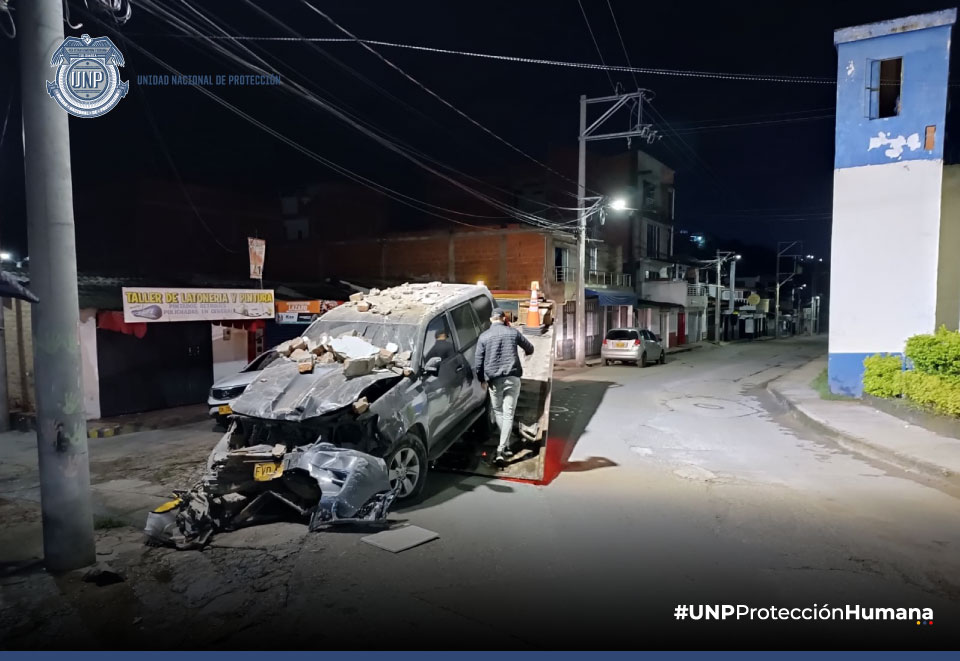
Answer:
[{"left": 146, "top": 282, "right": 496, "bottom": 548}]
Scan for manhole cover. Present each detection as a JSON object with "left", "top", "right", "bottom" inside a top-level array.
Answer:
[{"left": 664, "top": 396, "right": 759, "bottom": 418}]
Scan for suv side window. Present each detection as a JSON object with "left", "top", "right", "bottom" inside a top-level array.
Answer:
[
  {"left": 449, "top": 302, "right": 482, "bottom": 350},
  {"left": 641, "top": 330, "right": 652, "bottom": 341},
  {"left": 423, "top": 314, "right": 456, "bottom": 366},
  {"left": 471, "top": 295, "right": 494, "bottom": 332}
]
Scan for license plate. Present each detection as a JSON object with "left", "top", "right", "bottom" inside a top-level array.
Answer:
[
  {"left": 218, "top": 404, "right": 232, "bottom": 415},
  {"left": 253, "top": 462, "right": 283, "bottom": 481},
  {"left": 616, "top": 342, "right": 626, "bottom": 348}
]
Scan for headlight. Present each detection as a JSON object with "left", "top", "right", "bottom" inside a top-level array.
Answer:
[{"left": 212, "top": 385, "right": 247, "bottom": 400}]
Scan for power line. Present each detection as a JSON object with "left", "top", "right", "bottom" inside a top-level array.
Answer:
[
  {"left": 295, "top": 0, "right": 588, "bottom": 196},
  {"left": 165, "top": 34, "right": 838, "bottom": 85},
  {"left": 605, "top": 0, "right": 639, "bottom": 90},
  {"left": 671, "top": 113, "right": 835, "bottom": 134},
  {"left": 102, "top": 3, "right": 593, "bottom": 233},
  {"left": 577, "top": 0, "right": 617, "bottom": 92}
]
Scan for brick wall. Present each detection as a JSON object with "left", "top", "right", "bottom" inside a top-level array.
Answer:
[{"left": 313, "top": 228, "right": 548, "bottom": 291}]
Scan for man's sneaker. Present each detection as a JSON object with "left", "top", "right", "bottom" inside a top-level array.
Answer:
[{"left": 499, "top": 447, "right": 515, "bottom": 459}]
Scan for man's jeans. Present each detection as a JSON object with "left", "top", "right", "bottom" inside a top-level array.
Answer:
[{"left": 488, "top": 375, "right": 521, "bottom": 452}]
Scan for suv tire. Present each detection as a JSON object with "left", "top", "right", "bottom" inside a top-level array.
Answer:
[{"left": 387, "top": 433, "right": 428, "bottom": 501}]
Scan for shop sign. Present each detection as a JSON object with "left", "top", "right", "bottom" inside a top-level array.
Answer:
[
  {"left": 275, "top": 299, "right": 343, "bottom": 324},
  {"left": 248, "top": 238, "right": 266, "bottom": 279},
  {"left": 122, "top": 287, "right": 275, "bottom": 323}
]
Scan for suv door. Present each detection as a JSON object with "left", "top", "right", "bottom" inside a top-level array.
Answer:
[
  {"left": 448, "top": 301, "right": 485, "bottom": 412},
  {"left": 419, "top": 313, "right": 464, "bottom": 449}
]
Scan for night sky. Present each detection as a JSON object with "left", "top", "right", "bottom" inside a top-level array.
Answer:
[{"left": 1, "top": 0, "right": 957, "bottom": 272}]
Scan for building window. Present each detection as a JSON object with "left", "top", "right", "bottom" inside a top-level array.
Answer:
[
  {"left": 867, "top": 57, "right": 902, "bottom": 119},
  {"left": 588, "top": 246, "right": 598, "bottom": 272},
  {"left": 646, "top": 223, "right": 661, "bottom": 258}
]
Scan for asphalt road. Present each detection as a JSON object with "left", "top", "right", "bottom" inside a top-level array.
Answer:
[{"left": 2, "top": 337, "right": 958, "bottom": 650}]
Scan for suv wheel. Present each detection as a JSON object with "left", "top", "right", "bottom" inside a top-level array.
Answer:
[
  {"left": 387, "top": 433, "right": 428, "bottom": 501},
  {"left": 639, "top": 352, "right": 647, "bottom": 368}
]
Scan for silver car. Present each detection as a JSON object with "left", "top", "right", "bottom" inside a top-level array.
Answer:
[
  {"left": 601, "top": 328, "right": 665, "bottom": 367},
  {"left": 208, "top": 349, "right": 283, "bottom": 425}
]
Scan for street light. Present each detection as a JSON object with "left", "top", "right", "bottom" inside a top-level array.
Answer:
[
  {"left": 713, "top": 250, "right": 740, "bottom": 343},
  {"left": 609, "top": 197, "right": 629, "bottom": 212},
  {"left": 0, "top": 252, "right": 12, "bottom": 262},
  {"left": 574, "top": 193, "right": 632, "bottom": 366}
]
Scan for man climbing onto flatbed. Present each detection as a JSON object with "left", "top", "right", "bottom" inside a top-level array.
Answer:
[{"left": 474, "top": 307, "right": 535, "bottom": 465}]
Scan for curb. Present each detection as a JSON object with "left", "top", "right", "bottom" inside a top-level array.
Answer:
[
  {"left": 10, "top": 411, "right": 209, "bottom": 439},
  {"left": 767, "top": 380, "right": 959, "bottom": 490}
]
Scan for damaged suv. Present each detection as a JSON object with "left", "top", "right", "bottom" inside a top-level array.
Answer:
[
  {"left": 146, "top": 283, "right": 497, "bottom": 548},
  {"left": 230, "top": 282, "right": 495, "bottom": 500}
]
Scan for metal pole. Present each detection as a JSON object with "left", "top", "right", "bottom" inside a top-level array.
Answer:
[
  {"left": 714, "top": 257, "right": 722, "bottom": 343},
  {"left": 774, "top": 283, "right": 780, "bottom": 339},
  {"left": 20, "top": 0, "right": 96, "bottom": 571},
  {"left": 0, "top": 297, "right": 8, "bottom": 432},
  {"left": 575, "top": 94, "right": 587, "bottom": 367}
]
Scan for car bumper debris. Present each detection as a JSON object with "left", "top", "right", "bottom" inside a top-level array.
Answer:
[{"left": 144, "top": 439, "right": 397, "bottom": 549}]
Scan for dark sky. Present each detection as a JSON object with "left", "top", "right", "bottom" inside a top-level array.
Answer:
[{"left": 1, "top": 0, "right": 957, "bottom": 267}]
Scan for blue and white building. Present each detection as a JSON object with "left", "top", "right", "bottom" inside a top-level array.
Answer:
[{"left": 829, "top": 8, "right": 959, "bottom": 396}]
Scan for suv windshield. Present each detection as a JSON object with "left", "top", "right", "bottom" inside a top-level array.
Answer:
[
  {"left": 304, "top": 319, "right": 420, "bottom": 353},
  {"left": 606, "top": 329, "right": 639, "bottom": 341},
  {"left": 244, "top": 351, "right": 282, "bottom": 372}
]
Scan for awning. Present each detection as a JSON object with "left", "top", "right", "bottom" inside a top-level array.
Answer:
[
  {"left": 638, "top": 298, "right": 685, "bottom": 309},
  {"left": 585, "top": 288, "right": 638, "bottom": 307}
]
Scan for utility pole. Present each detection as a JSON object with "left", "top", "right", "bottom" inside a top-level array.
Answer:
[
  {"left": 575, "top": 95, "right": 587, "bottom": 367},
  {"left": 20, "top": 0, "right": 96, "bottom": 571},
  {"left": 714, "top": 259, "right": 722, "bottom": 343},
  {"left": 774, "top": 240, "right": 803, "bottom": 339},
  {"left": 574, "top": 90, "right": 658, "bottom": 366}
]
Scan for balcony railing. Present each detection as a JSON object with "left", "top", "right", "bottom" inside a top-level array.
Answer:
[
  {"left": 555, "top": 266, "right": 632, "bottom": 288},
  {"left": 687, "top": 284, "right": 708, "bottom": 297}
]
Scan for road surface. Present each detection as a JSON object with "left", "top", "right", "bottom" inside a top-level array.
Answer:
[{"left": 1, "top": 337, "right": 957, "bottom": 649}]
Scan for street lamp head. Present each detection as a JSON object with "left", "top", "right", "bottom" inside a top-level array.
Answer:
[
  {"left": 608, "top": 197, "right": 629, "bottom": 212},
  {"left": 0, "top": 252, "right": 12, "bottom": 262},
  {"left": 734, "top": 254, "right": 742, "bottom": 260}
]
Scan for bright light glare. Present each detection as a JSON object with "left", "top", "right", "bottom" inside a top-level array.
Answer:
[
  {"left": 0, "top": 252, "right": 11, "bottom": 261},
  {"left": 609, "top": 197, "right": 628, "bottom": 211},
  {"left": 734, "top": 254, "right": 742, "bottom": 260}
]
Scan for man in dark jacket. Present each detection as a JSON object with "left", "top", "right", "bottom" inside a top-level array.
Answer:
[{"left": 474, "top": 307, "right": 534, "bottom": 463}]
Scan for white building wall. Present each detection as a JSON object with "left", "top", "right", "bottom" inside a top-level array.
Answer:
[
  {"left": 829, "top": 159, "right": 943, "bottom": 355},
  {"left": 78, "top": 309, "right": 101, "bottom": 420},
  {"left": 212, "top": 325, "right": 249, "bottom": 382}
]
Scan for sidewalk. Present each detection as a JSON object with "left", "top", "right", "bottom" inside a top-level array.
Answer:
[
  {"left": 768, "top": 357, "right": 960, "bottom": 489},
  {"left": 554, "top": 342, "right": 704, "bottom": 370},
  {"left": 11, "top": 403, "right": 210, "bottom": 438}
]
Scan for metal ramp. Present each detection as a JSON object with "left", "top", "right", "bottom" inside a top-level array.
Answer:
[{"left": 435, "top": 325, "right": 555, "bottom": 482}]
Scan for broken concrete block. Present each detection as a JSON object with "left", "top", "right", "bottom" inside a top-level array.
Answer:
[
  {"left": 290, "top": 348, "right": 310, "bottom": 361},
  {"left": 369, "top": 288, "right": 381, "bottom": 296},
  {"left": 289, "top": 337, "right": 307, "bottom": 351},
  {"left": 403, "top": 367, "right": 414, "bottom": 377},
  {"left": 352, "top": 397, "right": 369, "bottom": 415},
  {"left": 276, "top": 340, "right": 293, "bottom": 356},
  {"left": 356, "top": 302, "right": 371, "bottom": 312},
  {"left": 310, "top": 342, "right": 325, "bottom": 356},
  {"left": 298, "top": 358, "right": 314, "bottom": 374},
  {"left": 376, "top": 348, "right": 396, "bottom": 368},
  {"left": 317, "top": 352, "right": 337, "bottom": 364},
  {"left": 349, "top": 292, "right": 365, "bottom": 302},
  {"left": 330, "top": 336, "right": 379, "bottom": 361},
  {"left": 343, "top": 356, "right": 377, "bottom": 377},
  {"left": 82, "top": 562, "right": 125, "bottom": 586},
  {"left": 385, "top": 342, "right": 399, "bottom": 354}
]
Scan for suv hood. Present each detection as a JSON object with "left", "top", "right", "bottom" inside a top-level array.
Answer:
[
  {"left": 230, "top": 360, "right": 400, "bottom": 422},
  {"left": 211, "top": 369, "right": 260, "bottom": 390}
]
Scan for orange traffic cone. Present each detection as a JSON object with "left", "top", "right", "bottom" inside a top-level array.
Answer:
[{"left": 526, "top": 281, "right": 541, "bottom": 328}]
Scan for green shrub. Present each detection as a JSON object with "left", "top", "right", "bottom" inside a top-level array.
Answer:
[
  {"left": 905, "top": 326, "right": 960, "bottom": 378},
  {"left": 862, "top": 354, "right": 904, "bottom": 398},
  {"left": 902, "top": 370, "right": 960, "bottom": 417}
]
